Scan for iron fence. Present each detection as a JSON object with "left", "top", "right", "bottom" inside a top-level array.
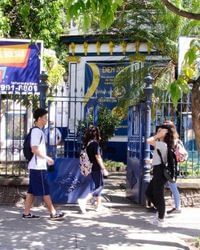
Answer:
[
  {"left": 1, "top": 83, "right": 200, "bottom": 177},
  {"left": 0, "top": 85, "right": 86, "bottom": 177},
  {"left": 0, "top": 84, "right": 112, "bottom": 177},
  {"left": 152, "top": 93, "right": 200, "bottom": 177}
]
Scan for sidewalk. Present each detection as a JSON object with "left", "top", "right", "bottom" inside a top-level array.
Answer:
[{"left": 0, "top": 172, "right": 200, "bottom": 250}]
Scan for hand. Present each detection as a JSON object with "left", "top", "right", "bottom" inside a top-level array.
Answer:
[
  {"left": 46, "top": 156, "right": 54, "bottom": 166},
  {"left": 102, "top": 168, "right": 109, "bottom": 177}
]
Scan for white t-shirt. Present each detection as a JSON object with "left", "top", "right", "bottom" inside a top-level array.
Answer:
[
  {"left": 28, "top": 127, "right": 47, "bottom": 170},
  {"left": 152, "top": 141, "right": 168, "bottom": 166}
]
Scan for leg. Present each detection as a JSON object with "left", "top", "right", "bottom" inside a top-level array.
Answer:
[
  {"left": 91, "top": 171, "right": 104, "bottom": 210},
  {"left": 168, "top": 182, "right": 181, "bottom": 210},
  {"left": 145, "top": 179, "right": 155, "bottom": 206},
  {"left": 153, "top": 180, "right": 166, "bottom": 219},
  {"left": 152, "top": 166, "right": 167, "bottom": 220},
  {"left": 24, "top": 193, "right": 35, "bottom": 215},
  {"left": 43, "top": 195, "right": 56, "bottom": 215}
]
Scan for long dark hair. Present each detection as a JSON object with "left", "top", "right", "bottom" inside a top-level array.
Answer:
[
  {"left": 83, "top": 125, "right": 100, "bottom": 147},
  {"left": 160, "top": 125, "right": 175, "bottom": 149},
  {"left": 163, "top": 120, "right": 179, "bottom": 140}
]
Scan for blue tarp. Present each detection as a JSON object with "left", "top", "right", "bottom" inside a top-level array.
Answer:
[{"left": 48, "top": 158, "right": 92, "bottom": 204}]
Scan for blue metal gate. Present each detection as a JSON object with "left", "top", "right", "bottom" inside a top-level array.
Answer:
[
  {"left": 126, "top": 104, "right": 146, "bottom": 203},
  {"left": 127, "top": 76, "right": 200, "bottom": 204}
]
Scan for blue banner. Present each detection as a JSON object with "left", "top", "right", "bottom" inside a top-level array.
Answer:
[
  {"left": 48, "top": 158, "right": 92, "bottom": 204},
  {"left": 84, "top": 61, "right": 129, "bottom": 136},
  {"left": 0, "top": 40, "right": 42, "bottom": 94}
]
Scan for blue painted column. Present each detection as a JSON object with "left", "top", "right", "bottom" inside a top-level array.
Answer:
[
  {"left": 141, "top": 74, "right": 153, "bottom": 205},
  {"left": 39, "top": 71, "right": 48, "bottom": 109}
]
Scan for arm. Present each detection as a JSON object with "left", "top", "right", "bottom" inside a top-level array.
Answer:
[
  {"left": 147, "top": 135, "right": 158, "bottom": 147},
  {"left": 32, "top": 146, "right": 54, "bottom": 165},
  {"left": 147, "top": 128, "right": 168, "bottom": 147},
  {"left": 95, "top": 154, "right": 106, "bottom": 170}
]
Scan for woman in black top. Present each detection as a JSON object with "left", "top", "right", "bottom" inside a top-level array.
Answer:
[{"left": 78, "top": 126, "right": 108, "bottom": 213}]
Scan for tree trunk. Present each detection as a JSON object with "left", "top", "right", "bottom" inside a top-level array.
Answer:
[
  {"left": 192, "top": 77, "right": 200, "bottom": 151},
  {"left": 161, "top": 0, "right": 200, "bottom": 20}
]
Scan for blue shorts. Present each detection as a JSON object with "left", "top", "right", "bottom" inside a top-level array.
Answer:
[{"left": 28, "top": 169, "right": 50, "bottom": 196}]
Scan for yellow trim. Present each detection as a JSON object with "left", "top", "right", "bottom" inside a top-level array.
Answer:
[
  {"left": 83, "top": 42, "right": 88, "bottom": 56},
  {"left": 135, "top": 41, "right": 140, "bottom": 53},
  {"left": 121, "top": 41, "right": 127, "bottom": 55},
  {"left": 96, "top": 41, "right": 101, "bottom": 55},
  {"left": 129, "top": 53, "right": 146, "bottom": 62},
  {"left": 109, "top": 41, "right": 115, "bottom": 55},
  {"left": 66, "top": 56, "right": 80, "bottom": 63},
  {"left": 70, "top": 42, "right": 76, "bottom": 55},
  {"left": 84, "top": 63, "right": 100, "bottom": 105}
]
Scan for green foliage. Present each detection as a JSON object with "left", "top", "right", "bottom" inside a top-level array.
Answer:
[
  {"left": 77, "top": 106, "right": 121, "bottom": 146},
  {"left": 169, "top": 38, "right": 200, "bottom": 106},
  {"left": 104, "top": 160, "right": 126, "bottom": 171},
  {"left": 97, "top": 106, "right": 121, "bottom": 145},
  {"left": 113, "top": 63, "right": 147, "bottom": 117},
  {"left": 0, "top": 0, "right": 11, "bottom": 37},
  {"left": 113, "top": 61, "right": 176, "bottom": 118},
  {"left": 195, "top": 236, "right": 200, "bottom": 249},
  {"left": 179, "top": 160, "right": 200, "bottom": 177},
  {"left": 43, "top": 50, "right": 65, "bottom": 86},
  {"left": 64, "top": 0, "right": 123, "bottom": 31},
  {"left": 0, "top": 0, "right": 65, "bottom": 48},
  {"left": 109, "top": 0, "right": 200, "bottom": 111}
]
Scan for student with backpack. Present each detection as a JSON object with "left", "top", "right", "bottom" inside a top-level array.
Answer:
[
  {"left": 22, "top": 108, "right": 64, "bottom": 220},
  {"left": 163, "top": 120, "right": 188, "bottom": 214},
  {"left": 145, "top": 124, "right": 175, "bottom": 227},
  {"left": 78, "top": 125, "right": 108, "bottom": 213}
]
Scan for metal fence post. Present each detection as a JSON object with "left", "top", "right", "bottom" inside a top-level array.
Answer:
[
  {"left": 141, "top": 73, "right": 153, "bottom": 205},
  {"left": 39, "top": 71, "right": 48, "bottom": 109}
]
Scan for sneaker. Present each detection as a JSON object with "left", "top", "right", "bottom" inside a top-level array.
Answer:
[
  {"left": 167, "top": 208, "right": 181, "bottom": 214},
  {"left": 78, "top": 198, "right": 87, "bottom": 214},
  {"left": 22, "top": 213, "right": 40, "bottom": 219},
  {"left": 50, "top": 211, "right": 65, "bottom": 221},
  {"left": 95, "top": 205, "right": 109, "bottom": 212},
  {"left": 90, "top": 197, "right": 97, "bottom": 206},
  {"left": 95, "top": 205, "right": 103, "bottom": 212},
  {"left": 157, "top": 219, "right": 167, "bottom": 227},
  {"left": 146, "top": 207, "right": 157, "bottom": 213},
  {"left": 150, "top": 217, "right": 166, "bottom": 227}
]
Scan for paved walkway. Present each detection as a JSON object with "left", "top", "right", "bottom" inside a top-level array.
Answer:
[{"left": 0, "top": 172, "right": 200, "bottom": 250}]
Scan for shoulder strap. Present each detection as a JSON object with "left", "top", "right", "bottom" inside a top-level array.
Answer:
[
  {"left": 87, "top": 140, "right": 95, "bottom": 147},
  {"left": 31, "top": 126, "right": 43, "bottom": 165},
  {"left": 157, "top": 149, "right": 164, "bottom": 165}
]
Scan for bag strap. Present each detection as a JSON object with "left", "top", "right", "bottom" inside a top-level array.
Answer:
[
  {"left": 86, "top": 139, "right": 94, "bottom": 148},
  {"left": 157, "top": 149, "right": 165, "bottom": 166},
  {"left": 31, "top": 127, "right": 43, "bottom": 164}
]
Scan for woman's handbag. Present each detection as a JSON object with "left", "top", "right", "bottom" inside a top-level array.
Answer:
[{"left": 157, "top": 149, "right": 177, "bottom": 183}]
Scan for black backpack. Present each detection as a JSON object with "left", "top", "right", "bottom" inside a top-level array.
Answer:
[
  {"left": 157, "top": 147, "right": 178, "bottom": 183},
  {"left": 23, "top": 127, "right": 42, "bottom": 162}
]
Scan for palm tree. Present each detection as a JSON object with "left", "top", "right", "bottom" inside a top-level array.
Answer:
[{"left": 109, "top": 0, "right": 200, "bottom": 148}]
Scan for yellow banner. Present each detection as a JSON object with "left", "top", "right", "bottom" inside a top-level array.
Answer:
[{"left": 0, "top": 44, "right": 30, "bottom": 68}]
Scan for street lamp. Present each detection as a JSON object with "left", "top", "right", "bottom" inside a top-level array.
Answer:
[
  {"left": 39, "top": 71, "right": 48, "bottom": 109},
  {"left": 141, "top": 73, "right": 153, "bottom": 205}
]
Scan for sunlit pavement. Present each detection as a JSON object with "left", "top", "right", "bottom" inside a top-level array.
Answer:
[{"left": 0, "top": 173, "right": 199, "bottom": 250}]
